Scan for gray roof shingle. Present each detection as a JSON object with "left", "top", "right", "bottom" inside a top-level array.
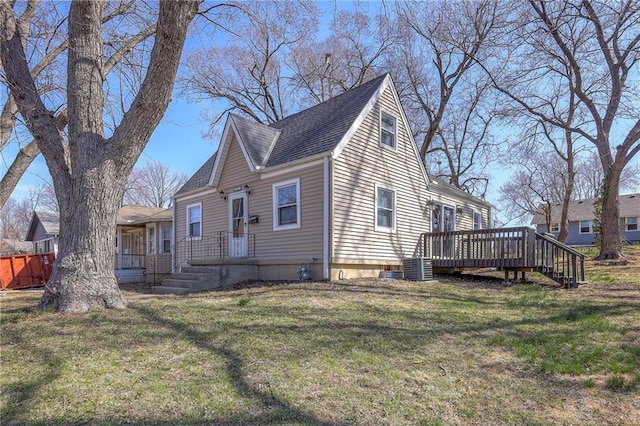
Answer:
[
  {"left": 35, "top": 211, "right": 60, "bottom": 234},
  {"left": 531, "top": 193, "right": 640, "bottom": 224},
  {"left": 266, "top": 73, "right": 388, "bottom": 167},
  {"left": 174, "top": 152, "right": 218, "bottom": 196},
  {"left": 176, "top": 73, "right": 390, "bottom": 196},
  {"left": 230, "top": 114, "right": 280, "bottom": 167}
]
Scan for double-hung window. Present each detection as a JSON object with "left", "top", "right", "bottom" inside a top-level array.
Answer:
[
  {"left": 273, "top": 178, "right": 300, "bottom": 231},
  {"left": 626, "top": 217, "right": 638, "bottom": 231},
  {"left": 579, "top": 220, "right": 592, "bottom": 234},
  {"left": 473, "top": 212, "right": 483, "bottom": 230},
  {"left": 380, "top": 111, "right": 397, "bottom": 149},
  {"left": 147, "top": 226, "right": 156, "bottom": 254},
  {"left": 375, "top": 184, "right": 396, "bottom": 231},
  {"left": 161, "top": 224, "right": 172, "bottom": 253},
  {"left": 550, "top": 223, "right": 560, "bottom": 232},
  {"left": 187, "top": 204, "right": 202, "bottom": 239}
]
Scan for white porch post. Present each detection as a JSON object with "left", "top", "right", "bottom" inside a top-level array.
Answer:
[{"left": 116, "top": 227, "right": 122, "bottom": 270}]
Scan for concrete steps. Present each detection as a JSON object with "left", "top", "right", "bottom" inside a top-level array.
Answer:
[{"left": 151, "top": 261, "right": 258, "bottom": 294}]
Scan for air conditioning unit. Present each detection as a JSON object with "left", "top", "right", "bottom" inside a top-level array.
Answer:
[{"left": 403, "top": 257, "right": 433, "bottom": 281}]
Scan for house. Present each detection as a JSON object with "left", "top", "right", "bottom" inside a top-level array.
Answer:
[
  {"left": 531, "top": 193, "right": 640, "bottom": 245},
  {"left": 171, "top": 73, "right": 492, "bottom": 282},
  {"left": 26, "top": 205, "right": 173, "bottom": 283},
  {"left": 25, "top": 210, "right": 60, "bottom": 255}
]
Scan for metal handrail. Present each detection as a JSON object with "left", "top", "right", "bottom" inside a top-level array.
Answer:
[{"left": 172, "top": 231, "right": 256, "bottom": 270}]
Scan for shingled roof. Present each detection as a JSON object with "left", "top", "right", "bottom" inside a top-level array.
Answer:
[
  {"left": 25, "top": 210, "right": 60, "bottom": 241},
  {"left": 174, "top": 152, "right": 218, "bottom": 196},
  {"left": 26, "top": 207, "right": 172, "bottom": 241},
  {"left": 531, "top": 193, "right": 640, "bottom": 224},
  {"left": 175, "top": 73, "right": 390, "bottom": 196},
  {"left": 116, "top": 205, "right": 172, "bottom": 225}
]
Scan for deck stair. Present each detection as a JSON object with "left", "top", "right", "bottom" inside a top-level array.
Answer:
[
  {"left": 532, "top": 232, "right": 586, "bottom": 288},
  {"left": 419, "top": 226, "right": 586, "bottom": 288}
]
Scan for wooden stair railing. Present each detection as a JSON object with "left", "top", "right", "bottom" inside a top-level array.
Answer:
[
  {"left": 533, "top": 232, "right": 586, "bottom": 288},
  {"left": 418, "top": 227, "right": 586, "bottom": 288}
]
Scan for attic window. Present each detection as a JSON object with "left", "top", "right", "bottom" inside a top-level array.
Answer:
[{"left": 380, "top": 111, "right": 397, "bottom": 149}]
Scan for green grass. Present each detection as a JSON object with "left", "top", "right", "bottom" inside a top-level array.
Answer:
[{"left": 2, "top": 277, "right": 639, "bottom": 425}]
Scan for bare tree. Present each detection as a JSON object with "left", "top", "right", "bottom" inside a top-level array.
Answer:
[
  {"left": 390, "top": 0, "right": 505, "bottom": 198},
  {"left": 0, "top": 1, "right": 158, "bottom": 209},
  {"left": 574, "top": 152, "right": 640, "bottom": 199},
  {"left": 181, "top": 1, "right": 393, "bottom": 137},
  {"left": 491, "top": 0, "right": 640, "bottom": 259},
  {"left": 123, "top": 159, "right": 188, "bottom": 208},
  {"left": 0, "top": 196, "right": 32, "bottom": 240},
  {"left": 288, "top": 7, "right": 393, "bottom": 105},
  {"left": 181, "top": 0, "right": 320, "bottom": 131},
  {"left": 498, "top": 153, "right": 570, "bottom": 228},
  {"left": 1, "top": 0, "right": 200, "bottom": 312}
]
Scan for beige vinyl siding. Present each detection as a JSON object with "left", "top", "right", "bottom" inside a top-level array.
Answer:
[
  {"left": 218, "top": 136, "right": 323, "bottom": 263},
  {"left": 174, "top": 135, "right": 324, "bottom": 267},
  {"left": 429, "top": 190, "right": 491, "bottom": 231},
  {"left": 332, "top": 85, "right": 430, "bottom": 265},
  {"left": 251, "top": 166, "right": 324, "bottom": 264}
]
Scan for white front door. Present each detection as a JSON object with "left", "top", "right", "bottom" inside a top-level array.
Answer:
[{"left": 228, "top": 192, "right": 248, "bottom": 257}]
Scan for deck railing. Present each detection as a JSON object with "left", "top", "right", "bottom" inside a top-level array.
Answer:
[
  {"left": 418, "top": 226, "right": 585, "bottom": 287},
  {"left": 419, "top": 227, "right": 536, "bottom": 269},
  {"left": 173, "top": 231, "right": 255, "bottom": 269}
]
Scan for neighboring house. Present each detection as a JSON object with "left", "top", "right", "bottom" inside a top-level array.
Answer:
[
  {"left": 172, "top": 73, "right": 492, "bottom": 281},
  {"left": 25, "top": 210, "right": 60, "bottom": 255},
  {"left": 115, "top": 205, "right": 173, "bottom": 283},
  {"left": 26, "top": 205, "right": 173, "bottom": 283},
  {"left": 531, "top": 193, "right": 640, "bottom": 245}
]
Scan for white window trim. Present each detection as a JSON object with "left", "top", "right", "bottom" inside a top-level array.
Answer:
[
  {"left": 160, "top": 224, "right": 172, "bottom": 254},
  {"left": 626, "top": 216, "right": 638, "bottom": 231},
  {"left": 186, "top": 202, "right": 202, "bottom": 240},
  {"left": 147, "top": 225, "right": 156, "bottom": 255},
  {"left": 473, "top": 211, "right": 483, "bottom": 230},
  {"left": 273, "top": 178, "right": 301, "bottom": 231},
  {"left": 550, "top": 223, "right": 560, "bottom": 232},
  {"left": 579, "top": 220, "right": 592, "bottom": 234},
  {"left": 375, "top": 183, "right": 396, "bottom": 232},
  {"left": 379, "top": 109, "right": 397, "bottom": 151}
]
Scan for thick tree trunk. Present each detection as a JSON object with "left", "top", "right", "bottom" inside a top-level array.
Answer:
[
  {"left": 596, "top": 168, "right": 623, "bottom": 260},
  {"left": 2, "top": 0, "right": 200, "bottom": 313},
  {"left": 39, "top": 168, "right": 127, "bottom": 312}
]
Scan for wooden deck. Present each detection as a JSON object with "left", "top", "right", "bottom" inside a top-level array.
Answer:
[{"left": 416, "top": 227, "right": 586, "bottom": 288}]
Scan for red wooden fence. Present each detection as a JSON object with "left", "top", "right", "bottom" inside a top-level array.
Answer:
[{"left": 0, "top": 253, "right": 55, "bottom": 289}]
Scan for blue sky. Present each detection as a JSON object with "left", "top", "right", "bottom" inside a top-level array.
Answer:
[{"left": 3, "top": 0, "right": 638, "bottom": 222}]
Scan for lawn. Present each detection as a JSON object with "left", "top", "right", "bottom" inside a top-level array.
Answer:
[{"left": 1, "top": 248, "right": 639, "bottom": 425}]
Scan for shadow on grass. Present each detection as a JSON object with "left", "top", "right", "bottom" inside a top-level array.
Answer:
[
  {"left": 130, "top": 304, "right": 348, "bottom": 426},
  {"left": 4, "top": 280, "right": 638, "bottom": 425},
  {"left": 0, "top": 345, "right": 62, "bottom": 425}
]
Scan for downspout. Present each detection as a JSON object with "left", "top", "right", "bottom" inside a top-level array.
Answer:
[
  {"left": 171, "top": 200, "right": 177, "bottom": 273},
  {"left": 323, "top": 155, "right": 330, "bottom": 280}
]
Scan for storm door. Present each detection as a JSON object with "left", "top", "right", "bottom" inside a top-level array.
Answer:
[{"left": 228, "top": 192, "right": 248, "bottom": 257}]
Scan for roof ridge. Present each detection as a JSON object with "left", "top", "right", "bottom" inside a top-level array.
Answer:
[{"left": 268, "top": 73, "right": 389, "bottom": 129}]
